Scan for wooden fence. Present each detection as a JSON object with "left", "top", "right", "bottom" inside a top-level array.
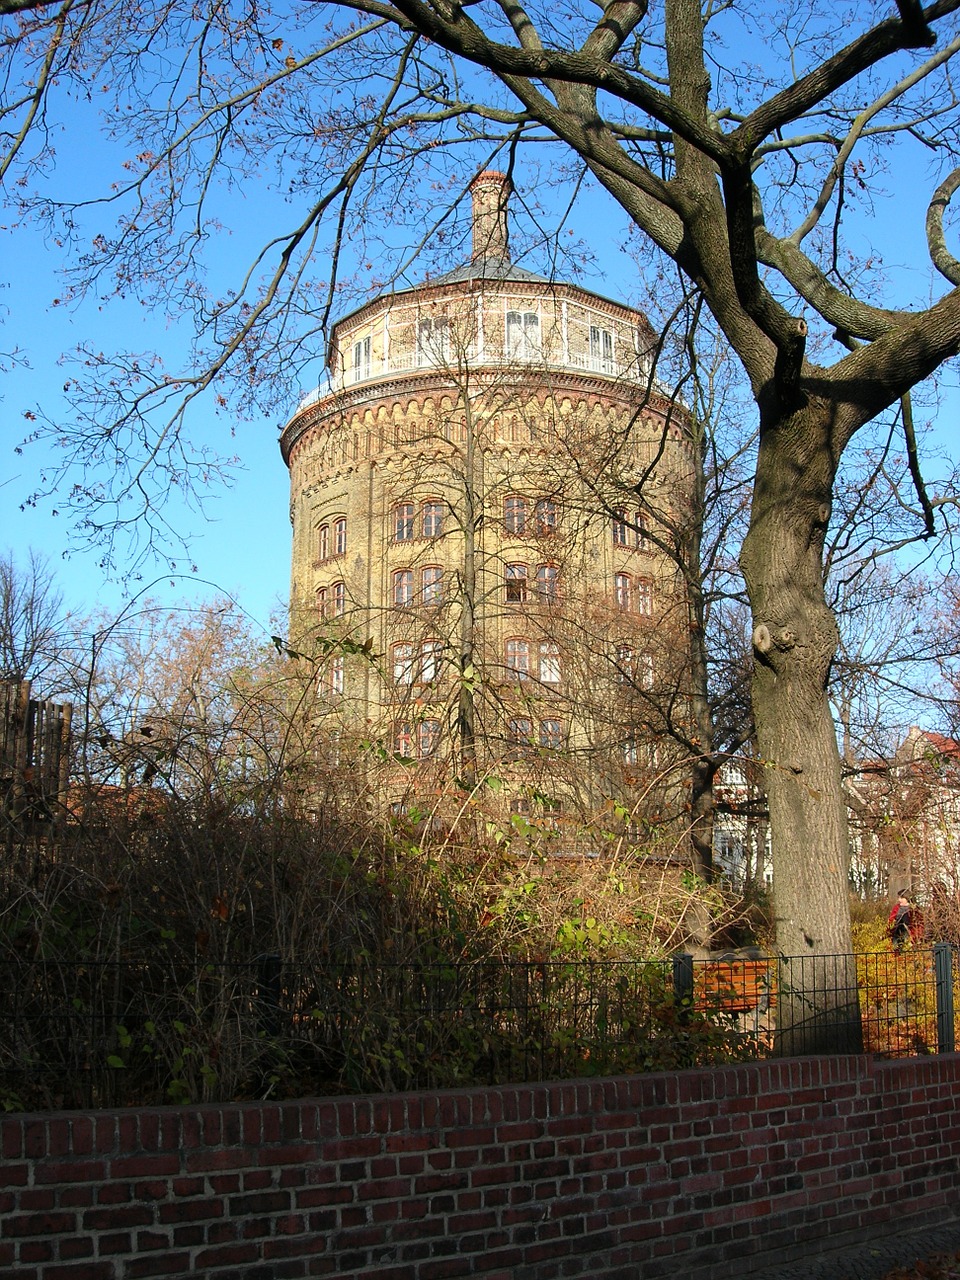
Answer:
[{"left": 1, "top": 679, "right": 72, "bottom": 835}]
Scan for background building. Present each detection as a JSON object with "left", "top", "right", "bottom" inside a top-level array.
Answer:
[{"left": 280, "top": 173, "right": 696, "bottom": 847}]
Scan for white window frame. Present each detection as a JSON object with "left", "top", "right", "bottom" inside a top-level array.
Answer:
[
  {"left": 506, "top": 309, "right": 540, "bottom": 360},
  {"left": 417, "top": 316, "right": 450, "bottom": 366},
  {"left": 505, "top": 563, "right": 529, "bottom": 604},
  {"left": 505, "top": 638, "right": 531, "bottom": 680},
  {"left": 393, "top": 569, "right": 414, "bottom": 607},
  {"left": 421, "top": 565, "right": 443, "bottom": 606},
  {"left": 539, "top": 642, "right": 561, "bottom": 685},
  {"left": 394, "top": 503, "right": 415, "bottom": 542},
  {"left": 352, "top": 335, "right": 371, "bottom": 381}
]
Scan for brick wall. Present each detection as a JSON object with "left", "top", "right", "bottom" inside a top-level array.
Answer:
[{"left": 2, "top": 1053, "right": 959, "bottom": 1279}]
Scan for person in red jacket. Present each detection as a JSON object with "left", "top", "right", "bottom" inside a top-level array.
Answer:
[{"left": 888, "top": 890, "right": 913, "bottom": 953}]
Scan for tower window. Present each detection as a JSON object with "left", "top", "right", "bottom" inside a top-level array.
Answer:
[
  {"left": 393, "top": 569, "right": 414, "bottom": 607},
  {"left": 328, "top": 655, "right": 344, "bottom": 697},
  {"left": 615, "top": 573, "right": 653, "bottom": 614},
  {"left": 506, "top": 310, "right": 540, "bottom": 359},
  {"left": 589, "top": 325, "right": 615, "bottom": 372},
  {"left": 334, "top": 517, "right": 347, "bottom": 556},
  {"left": 418, "top": 719, "right": 440, "bottom": 758},
  {"left": 507, "top": 717, "right": 533, "bottom": 758},
  {"left": 615, "top": 644, "right": 634, "bottom": 682},
  {"left": 395, "top": 722, "right": 415, "bottom": 758},
  {"left": 422, "top": 501, "right": 444, "bottom": 538},
  {"left": 332, "top": 581, "right": 346, "bottom": 616},
  {"left": 420, "top": 639, "right": 442, "bottom": 684},
  {"left": 505, "top": 563, "right": 528, "bottom": 603},
  {"left": 504, "top": 495, "right": 528, "bottom": 535},
  {"left": 505, "top": 638, "right": 531, "bottom": 680},
  {"left": 317, "top": 524, "right": 330, "bottom": 561},
  {"left": 394, "top": 503, "right": 415, "bottom": 541},
  {"left": 352, "top": 335, "right": 371, "bottom": 381},
  {"left": 393, "top": 642, "right": 415, "bottom": 684},
  {"left": 613, "top": 508, "right": 646, "bottom": 549},
  {"left": 638, "top": 651, "right": 654, "bottom": 688},
  {"left": 316, "top": 586, "right": 328, "bottom": 617},
  {"left": 535, "top": 563, "right": 559, "bottom": 603},
  {"left": 417, "top": 316, "right": 450, "bottom": 365},
  {"left": 421, "top": 565, "right": 443, "bottom": 605},
  {"left": 539, "top": 719, "right": 564, "bottom": 750},
  {"left": 535, "top": 498, "right": 557, "bottom": 536},
  {"left": 539, "top": 642, "right": 560, "bottom": 685}
]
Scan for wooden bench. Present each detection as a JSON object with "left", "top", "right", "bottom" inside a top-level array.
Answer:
[{"left": 694, "top": 959, "right": 776, "bottom": 1015}]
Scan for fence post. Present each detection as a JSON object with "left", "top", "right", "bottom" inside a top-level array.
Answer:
[
  {"left": 673, "top": 952, "right": 694, "bottom": 1021},
  {"left": 256, "top": 953, "right": 283, "bottom": 1039},
  {"left": 933, "top": 943, "right": 955, "bottom": 1055}
]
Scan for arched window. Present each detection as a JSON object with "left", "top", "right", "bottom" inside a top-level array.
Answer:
[
  {"left": 395, "top": 722, "right": 414, "bottom": 758},
  {"left": 614, "top": 508, "right": 646, "bottom": 549},
  {"left": 507, "top": 717, "right": 533, "bottom": 757},
  {"left": 539, "top": 719, "right": 564, "bottom": 750},
  {"left": 332, "top": 581, "right": 346, "bottom": 616},
  {"left": 421, "top": 565, "right": 443, "bottom": 605},
  {"left": 615, "top": 573, "right": 633, "bottom": 611},
  {"left": 315, "top": 586, "right": 328, "bottom": 618},
  {"left": 615, "top": 644, "right": 634, "bottom": 682},
  {"left": 538, "top": 642, "right": 560, "bottom": 685},
  {"left": 392, "top": 643, "right": 415, "bottom": 684},
  {"left": 352, "top": 335, "right": 371, "bottom": 381},
  {"left": 535, "top": 498, "right": 557, "bottom": 536},
  {"left": 505, "top": 638, "right": 531, "bottom": 680},
  {"left": 394, "top": 503, "right": 415, "bottom": 541},
  {"left": 317, "top": 524, "right": 330, "bottom": 561},
  {"left": 638, "top": 651, "right": 654, "bottom": 689},
  {"left": 418, "top": 720, "right": 440, "bottom": 758},
  {"left": 504, "top": 495, "right": 528, "bottom": 535},
  {"left": 328, "top": 655, "right": 344, "bottom": 697},
  {"left": 393, "top": 569, "right": 414, "bottom": 607},
  {"left": 589, "top": 324, "right": 615, "bottom": 373},
  {"left": 535, "top": 563, "right": 559, "bottom": 603},
  {"left": 422, "top": 501, "right": 444, "bottom": 538},
  {"left": 419, "top": 639, "right": 442, "bottom": 684},
  {"left": 505, "top": 563, "right": 528, "bottom": 603},
  {"left": 334, "top": 517, "right": 347, "bottom": 556},
  {"left": 637, "top": 577, "right": 653, "bottom": 616}
]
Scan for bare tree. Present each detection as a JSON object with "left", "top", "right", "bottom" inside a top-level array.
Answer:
[
  {"left": 9, "top": 1, "right": 960, "bottom": 1043},
  {"left": 0, "top": 548, "right": 73, "bottom": 687}
]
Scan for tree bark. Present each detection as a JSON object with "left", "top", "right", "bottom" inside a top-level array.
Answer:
[{"left": 740, "top": 395, "right": 862, "bottom": 1052}]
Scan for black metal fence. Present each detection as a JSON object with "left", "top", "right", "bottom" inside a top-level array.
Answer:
[{"left": 1, "top": 947, "right": 956, "bottom": 1112}]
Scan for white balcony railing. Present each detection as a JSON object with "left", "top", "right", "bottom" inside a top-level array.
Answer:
[{"left": 290, "top": 351, "right": 686, "bottom": 416}]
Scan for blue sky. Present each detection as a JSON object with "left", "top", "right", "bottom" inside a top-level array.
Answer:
[
  {"left": 2, "top": 19, "right": 959, "bottom": 650},
  {"left": 0, "top": 135, "right": 645, "bottom": 640}
]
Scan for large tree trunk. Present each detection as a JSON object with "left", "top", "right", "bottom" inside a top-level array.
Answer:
[{"left": 740, "top": 397, "right": 862, "bottom": 1054}]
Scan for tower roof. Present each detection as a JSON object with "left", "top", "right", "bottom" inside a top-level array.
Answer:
[{"left": 424, "top": 257, "right": 550, "bottom": 286}]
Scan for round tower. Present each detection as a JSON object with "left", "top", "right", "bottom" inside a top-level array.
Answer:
[{"left": 280, "top": 177, "right": 694, "bottom": 839}]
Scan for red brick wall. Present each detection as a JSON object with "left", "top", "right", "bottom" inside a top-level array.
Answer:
[{"left": 2, "top": 1054, "right": 959, "bottom": 1279}]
